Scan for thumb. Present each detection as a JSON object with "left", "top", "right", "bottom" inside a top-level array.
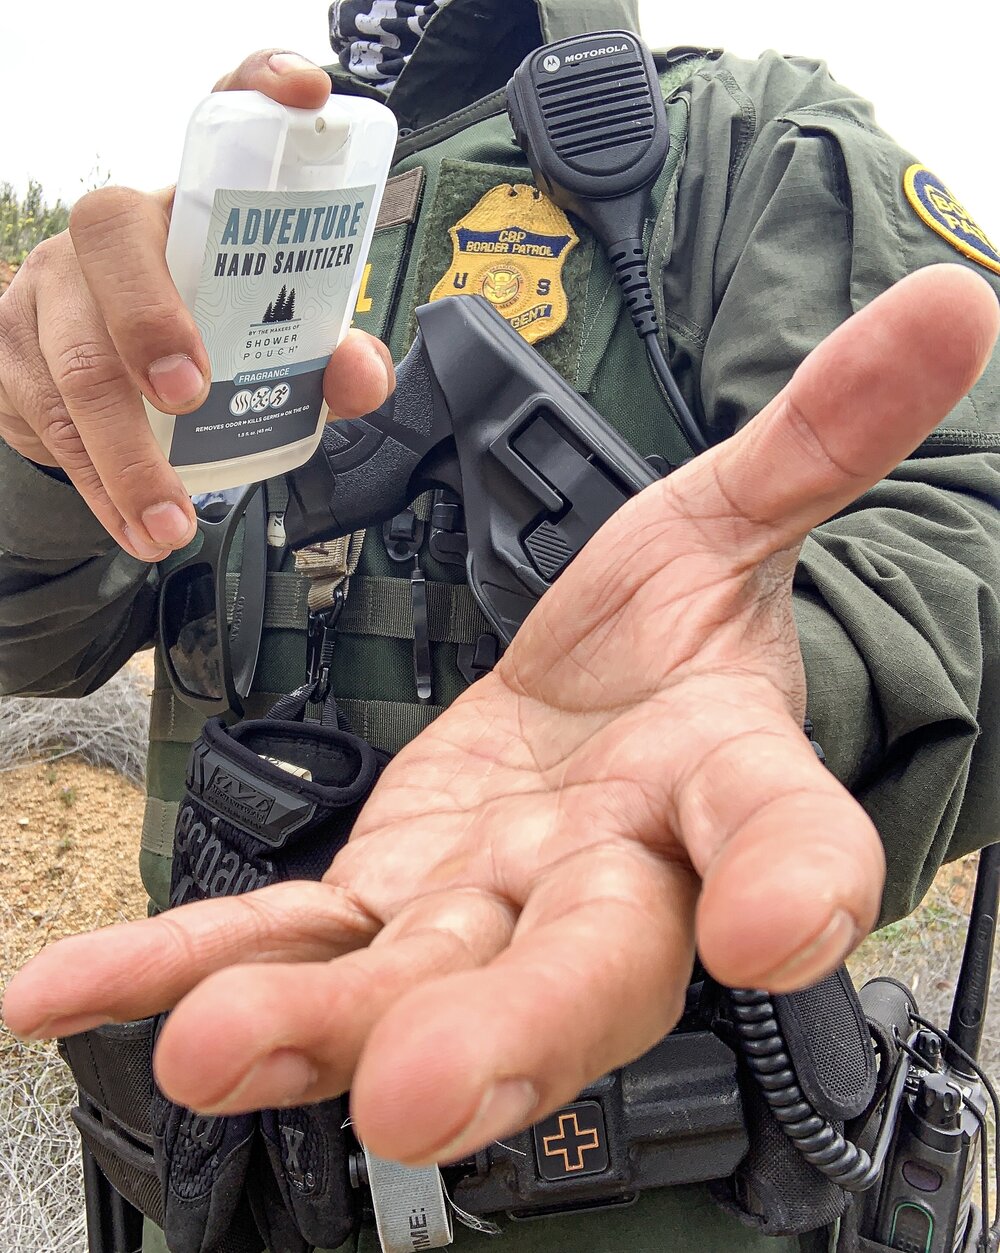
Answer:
[
  {"left": 675, "top": 263, "right": 999, "bottom": 564},
  {"left": 213, "top": 49, "right": 332, "bottom": 109}
]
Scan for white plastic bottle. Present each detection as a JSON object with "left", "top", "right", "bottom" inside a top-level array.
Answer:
[{"left": 145, "top": 91, "right": 397, "bottom": 494}]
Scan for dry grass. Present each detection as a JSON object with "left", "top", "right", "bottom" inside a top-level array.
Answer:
[
  {"left": 0, "top": 664, "right": 152, "bottom": 787},
  {"left": 0, "top": 664, "right": 152, "bottom": 1251},
  {"left": 0, "top": 999, "right": 88, "bottom": 1252}
]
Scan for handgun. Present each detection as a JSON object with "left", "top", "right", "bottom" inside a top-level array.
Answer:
[{"left": 283, "top": 295, "right": 661, "bottom": 644}]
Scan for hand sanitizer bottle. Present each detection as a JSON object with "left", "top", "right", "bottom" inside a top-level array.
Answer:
[{"left": 145, "top": 91, "right": 396, "bottom": 494}]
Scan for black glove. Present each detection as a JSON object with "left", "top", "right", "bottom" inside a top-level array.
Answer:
[{"left": 153, "top": 695, "right": 383, "bottom": 1253}]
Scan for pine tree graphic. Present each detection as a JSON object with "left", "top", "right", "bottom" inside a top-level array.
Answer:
[{"left": 262, "top": 285, "right": 297, "bottom": 324}]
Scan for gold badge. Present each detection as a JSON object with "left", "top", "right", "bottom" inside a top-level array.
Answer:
[{"left": 430, "top": 184, "right": 579, "bottom": 343}]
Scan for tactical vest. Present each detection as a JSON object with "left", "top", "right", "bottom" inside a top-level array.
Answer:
[{"left": 140, "top": 0, "right": 709, "bottom": 911}]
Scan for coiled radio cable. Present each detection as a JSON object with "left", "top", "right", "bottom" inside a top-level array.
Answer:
[{"left": 730, "top": 988, "right": 909, "bottom": 1192}]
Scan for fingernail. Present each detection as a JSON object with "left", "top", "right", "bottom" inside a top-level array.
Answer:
[
  {"left": 413, "top": 1079, "right": 539, "bottom": 1165},
  {"left": 203, "top": 1050, "right": 319, "bottom": 1114},
  {"left": 122, "top": 526, "right": 168, "bottom": 563},
  {"left": 765, "top": 910, "right": 861, "bottom": 989},
  {"left": 19, "top": 1013, "right": 114, "bottom": 1042},
  {"left": 142, "top": 502, "right": 194, "bottom": 548},
  {"left": 269, "top": 52, "right": 319, "bottom": 76},
  {"left": 148, "top": 355, "right": 205, "bottom": 409}
]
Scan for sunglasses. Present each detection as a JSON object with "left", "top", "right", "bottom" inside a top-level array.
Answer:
[{"left": 159, "top": 483, "right": 267, "bottom": 718}]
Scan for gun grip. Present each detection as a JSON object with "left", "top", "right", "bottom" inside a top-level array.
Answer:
[{"left": 284, "top": 332, "right": 453, "bottom": 549}]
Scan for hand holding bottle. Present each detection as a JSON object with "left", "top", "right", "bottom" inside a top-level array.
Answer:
[{"left": 0, "top": 51, "right": 395, "bottom": 562}]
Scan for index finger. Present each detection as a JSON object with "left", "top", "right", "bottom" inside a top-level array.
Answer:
[{"left": 1, "top": 881, "right": 378, "bottom": 1041}]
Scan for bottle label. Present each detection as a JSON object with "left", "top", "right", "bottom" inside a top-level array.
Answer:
[{"left": 169, "top": 186, "right": 376, "bottom": 467}]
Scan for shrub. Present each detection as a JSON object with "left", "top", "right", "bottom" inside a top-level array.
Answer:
[{"left": 0, "top": 180, "right": 71, "bottom": 267}]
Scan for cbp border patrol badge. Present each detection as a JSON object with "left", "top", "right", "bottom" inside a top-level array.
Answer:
[
  {"left": 904, "top": 165, "right": 1000, "bottom": 277},
  {"left": 430, "top": 184, "right": 579, "bottom": 344}
]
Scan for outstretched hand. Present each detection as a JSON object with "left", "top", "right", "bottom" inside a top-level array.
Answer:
[{"left": 5, "top": 264, "right": 998, "bottom": 1168}]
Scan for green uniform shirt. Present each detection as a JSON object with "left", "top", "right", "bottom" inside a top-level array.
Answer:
[{"left": 2, "top": 0, "right": 999, "bottom": 1248}]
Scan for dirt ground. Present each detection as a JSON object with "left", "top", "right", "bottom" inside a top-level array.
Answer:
[
  {"left": 0, "top": 259, "right": 16, "bottom": 294},
  {"left": 0, "top": 655, "right": 155, "bottom": 980},
  {"left": 0, "top": 757, "right": 149, "bottom": 973}
]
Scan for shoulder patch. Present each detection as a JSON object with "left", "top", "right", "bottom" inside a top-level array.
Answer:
[
  {"left": 430, "top": 184, "right": 579, "bottom": 344},
  {"left": 904, "top": 164, "right": 1000, "bottom": 277}
]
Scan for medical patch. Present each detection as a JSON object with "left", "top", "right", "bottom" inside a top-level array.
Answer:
[
  {"left": 430, "top": 184, "right": 579, "bottom": 344},
  {"left": 904, "top": 165, "right": 1000, "bottom": 277}
]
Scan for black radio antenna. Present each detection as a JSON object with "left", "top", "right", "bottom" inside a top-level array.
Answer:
[{"left": 948, "top": 842, "right": 1000, "bottom": 1067}]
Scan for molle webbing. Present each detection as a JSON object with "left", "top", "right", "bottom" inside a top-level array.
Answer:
[
  {"left": 337, "top": 698, "right": 444, "bottom": 753},
  {"left": 143, "top": 692, "right": 444, "bottom": 785},
  {"left": 141, "top": 799, "right": 180, "bottom": 860},
  {"left": 224, "top": 571, "right": 310, "bottom": 629},
  {"left": 340, "top": 575, "right": 491, "bottom": 644},
  {"left": 150, "top": 690, "right": 292, "bottom": 746},
  {"left": 148, "top": 578, "right": 486, "bottom": 746}
]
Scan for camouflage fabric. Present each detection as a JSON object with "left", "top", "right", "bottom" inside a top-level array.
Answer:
[{"left": 329, "top": 0, "right": 441, "bottom": 90}]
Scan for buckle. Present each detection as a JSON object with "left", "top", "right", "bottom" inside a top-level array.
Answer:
[
  {"left": 307, "top": 585, "right": 347, "bottom": 702},
  {"left": 383, "top": 508, "right": 425, "bottom": 564}
]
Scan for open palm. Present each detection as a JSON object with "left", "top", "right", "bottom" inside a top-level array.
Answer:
[{"left": 5, "top": 264, "right": 998, "bottom": 1168}]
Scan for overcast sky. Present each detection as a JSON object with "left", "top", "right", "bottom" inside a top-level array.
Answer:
[{"left": 3, "top": 1, "right": 997, "bottom": 238}]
